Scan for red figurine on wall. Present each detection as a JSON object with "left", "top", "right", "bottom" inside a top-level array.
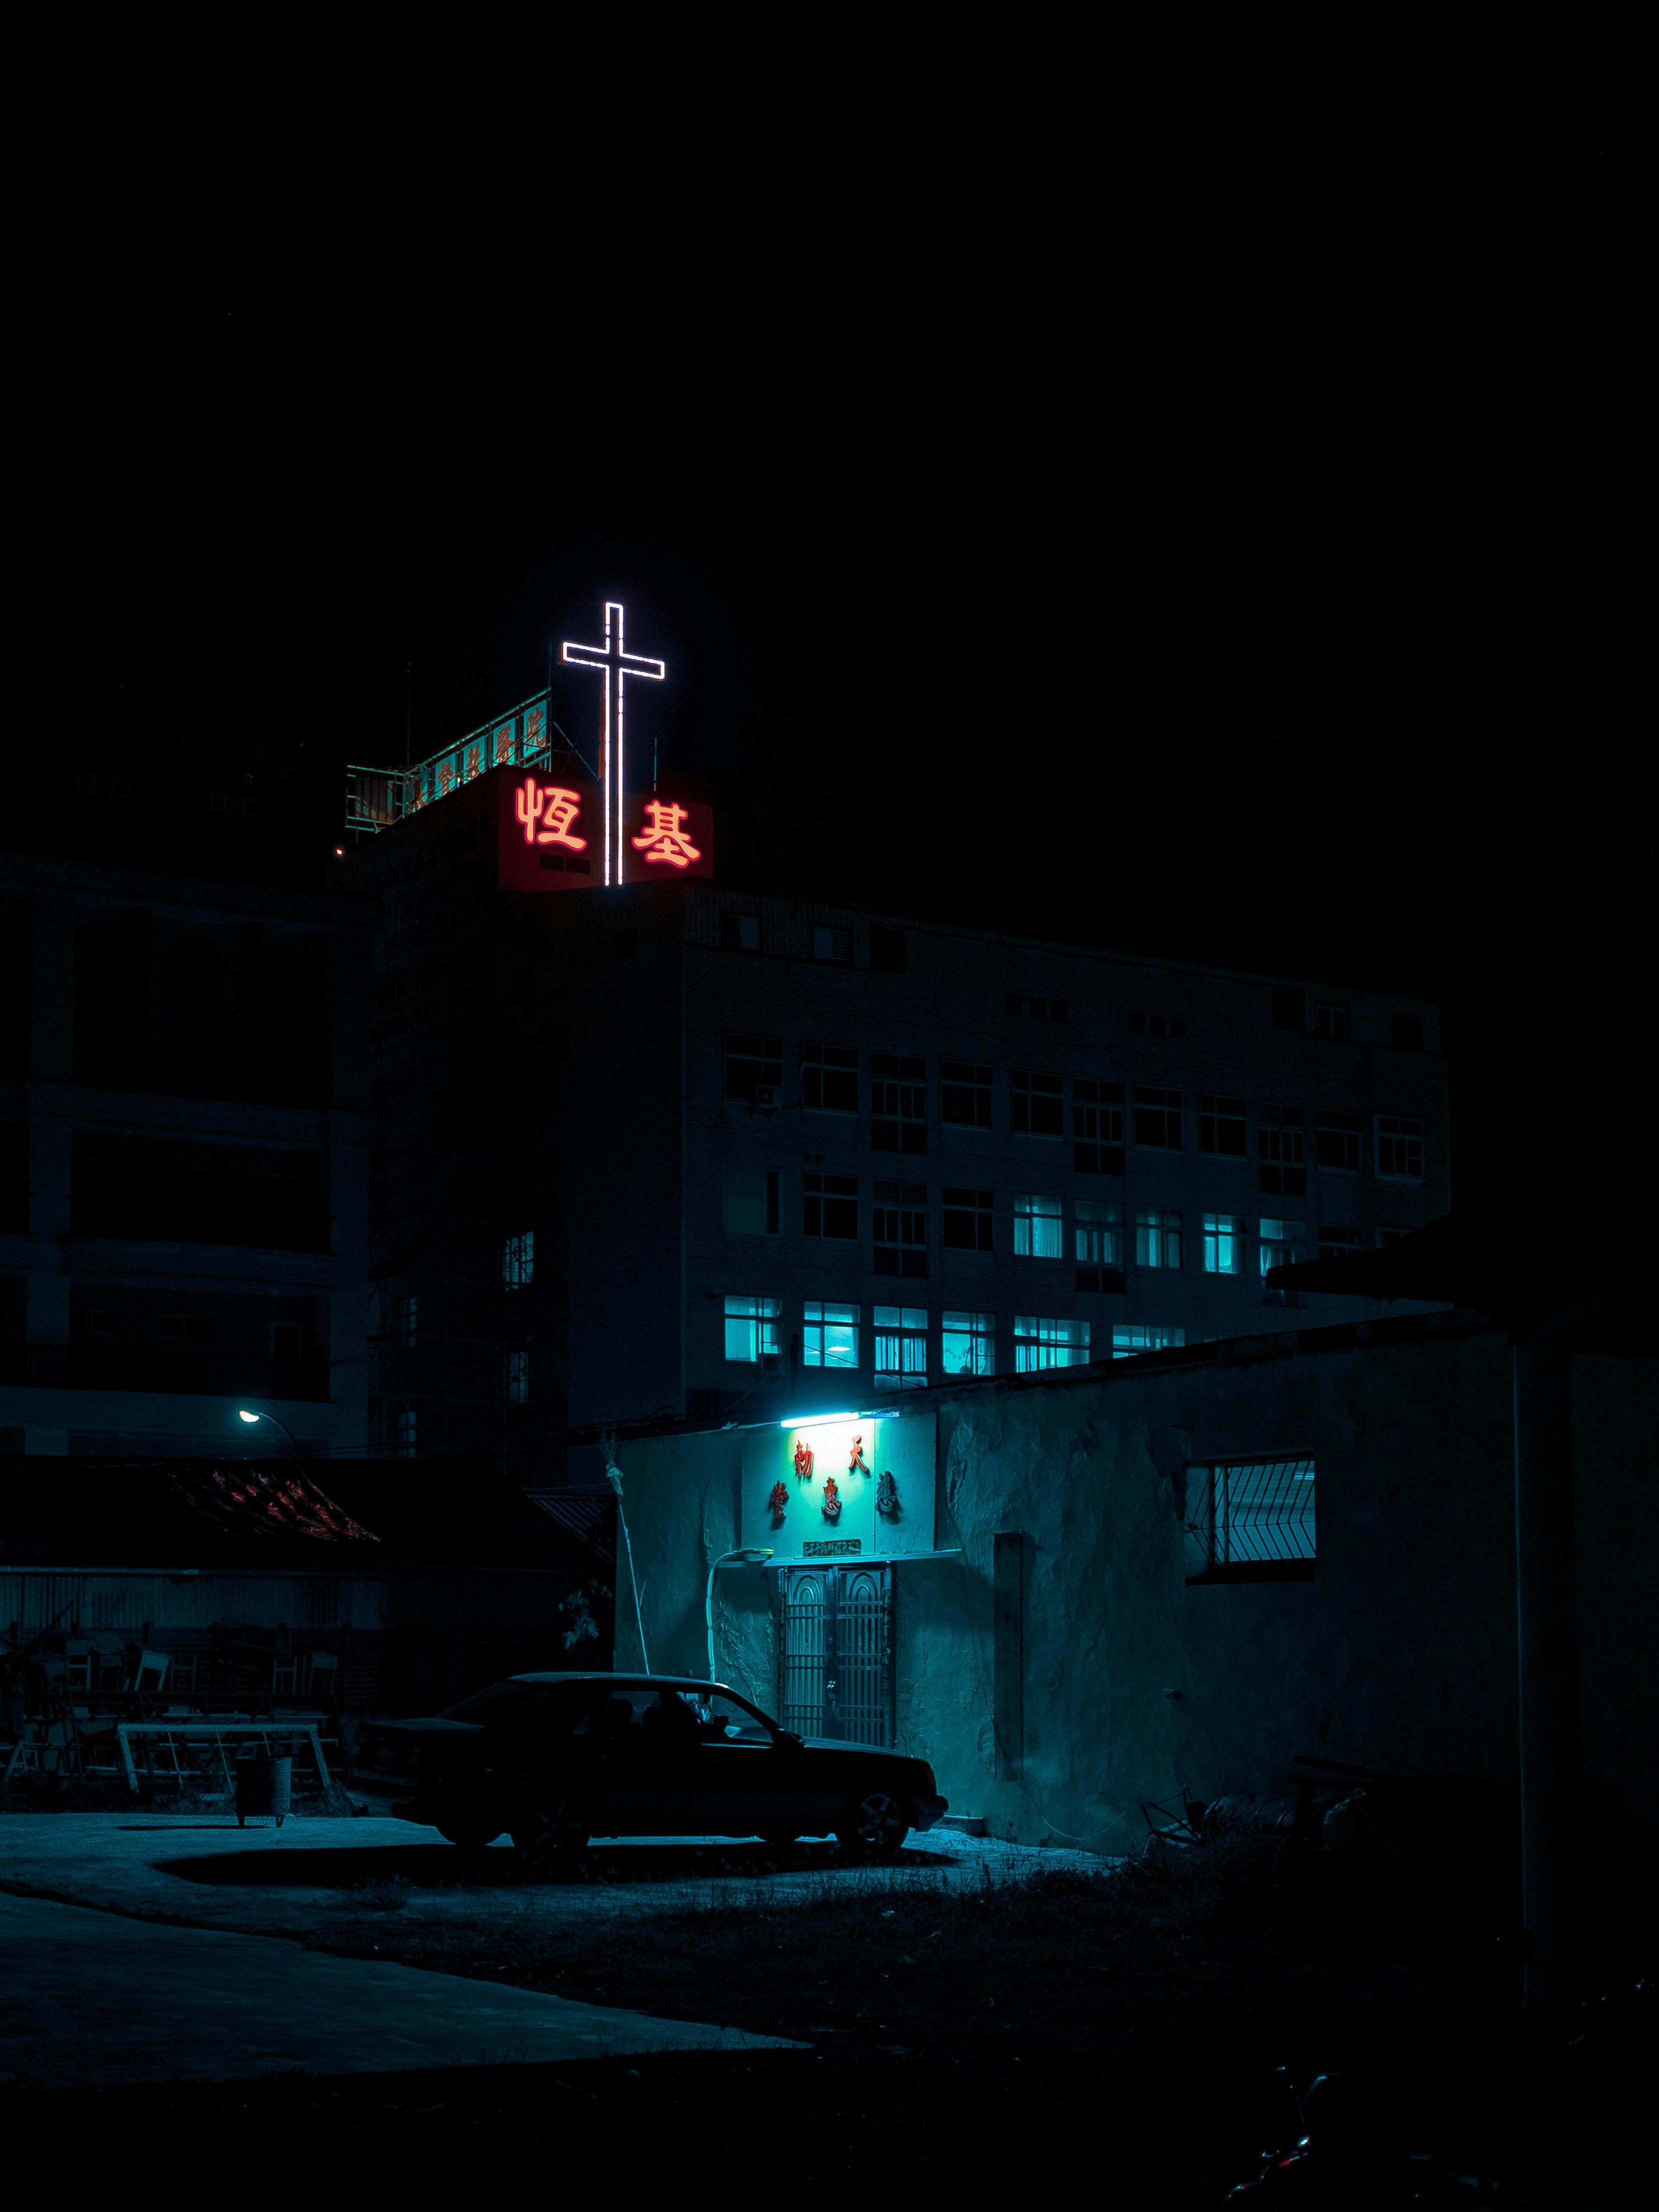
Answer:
[
  {"left": 821, "top": 1475, "right": 842, "bottom": 1522},
  {"left": 768, "top": 1480, "right": 789, "bottom": 1527}
]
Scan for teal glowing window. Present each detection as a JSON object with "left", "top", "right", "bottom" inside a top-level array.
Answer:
[
  {"left": 941, "top": 1311, "right": 993, "bottom": 1376},
  {"left": 1074, "top": 1201, "right": 1121, "bottom": 1267},
  {"left": 874, "top": 1306, "right": 928, "bottom": 1389},
  {"left": 1135, "top": 1209, "right": 1182, "bottom": 1269},
  {"left": 1202, "top": 1213, "right": 1243, "bottom": 1274},
  {"left": 1112, "top": 1325, "right": 1184, "bottom": 1358},
  {"left": 724, "top": 1295, "right": 781, "bottom": 1363},
  {"left": 502, "top": 1231, "right": 534, "bottom": 1288},
  {"left": 1013, "top": 1193, "right": 1063, "bottom": 1258},
  {"left": 1013, "top": 1315, "right": 1090, "bottom": 1371},
  {"left": 804, "top": 1300, "right": 859, "bottom": 1368}
]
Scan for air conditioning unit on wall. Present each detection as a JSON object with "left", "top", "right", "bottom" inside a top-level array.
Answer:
[{"left": 752, "top": 1085, "right": 782, "bottom": 1113}]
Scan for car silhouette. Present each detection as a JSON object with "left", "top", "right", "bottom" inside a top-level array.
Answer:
[{"left": 354, "top": 1672, "right": 948, "bottom": 1874}]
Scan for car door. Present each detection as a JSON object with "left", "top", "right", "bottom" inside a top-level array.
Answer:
[{"left": 684, "top": 1691, "right": 823, "bottom": 1839}]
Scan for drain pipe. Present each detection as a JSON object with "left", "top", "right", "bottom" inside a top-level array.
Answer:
[{"left": 603, "top": 1437, "right": 650, "bottom": 1674}]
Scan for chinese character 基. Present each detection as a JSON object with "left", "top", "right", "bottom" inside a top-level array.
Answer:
[
  {"left": 514, "top": 776, "right": 588, "bottom": 851},
  {"left": 631, "top": 799, "right": 701, "bottom": 870}
]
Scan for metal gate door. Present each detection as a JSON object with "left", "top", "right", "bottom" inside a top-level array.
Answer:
[{"left": 778, "top": 1566, "right": 890, "bottom": 1745}]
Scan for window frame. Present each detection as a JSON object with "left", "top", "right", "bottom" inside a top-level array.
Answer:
[
  {"left": 873, "top": 1304, "right": 929, "bottom": 1389},
  {"left": 724, "top": 1032, "right": 782, "bottom": 1106},
  {"left": 940, "top": 1309, "right": 994, "bottom": 1376},
  {"left": 1010, "top": 1069, "right": 1064, "bottom": 1139},
  {"left": 1132, "top": 1085, "right": 1182, "bottom": 1151},
  {"left": 801, "top": 1041, "right": 859, "bottom": 1116},
  {"left": 939, "top": 1061, "right": 994, "bottom": 1130},
  {"left": 1375, "top": 1114, "right": 1424, "bottom": 1181},
  {"left": 1013, "top": 1191, "right": 1064, "bottom": 1259},
  {"left": 1184, "top": 1455, "right": 1316, "bottom": 1584},
  {"left": 1201, "top": 1212, "right": 1244, "bottom": 1275},
  {"left": 724, "top": 1294, "right": 782, "bottom": 1364},
  {"left": 1199, "top": 1095, "right": 1247, "bottom": 1159},
  {"left": 803, "top": 1299, "right": 860, "bottom": 1369},
  {"left": 1134, "top": 1207, "right": 1183, "bottom": 1270},
  {"left": 1012, "top": 1314, "right": 1092, "bottom": 1371},
  {"left": 804, "top": 1172, "right": 859, "bottom": 1241},
  {"left": 941, "top": 1186, "right": 994, "bottom": 1253}
]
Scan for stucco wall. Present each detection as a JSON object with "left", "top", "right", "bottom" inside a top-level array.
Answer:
[{"left": 589, "top": 1322, "right": 1657, "bottom": 1854}]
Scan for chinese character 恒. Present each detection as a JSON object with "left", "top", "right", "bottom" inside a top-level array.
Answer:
[
  {"left": 630, "top": 799, "right": 701, "bottom": 869},
  {"left": 514, "top": 776, "right": 587, "bottom": 851}
]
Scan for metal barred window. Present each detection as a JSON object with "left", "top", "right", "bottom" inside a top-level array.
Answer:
[{"left": 1185, "top": 1457, "right": 1316, "bottom": 1583}]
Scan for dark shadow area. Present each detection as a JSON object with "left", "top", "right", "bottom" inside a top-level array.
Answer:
[{"left": 155, "top": 1837, "right": 959, "bottom": 1888}]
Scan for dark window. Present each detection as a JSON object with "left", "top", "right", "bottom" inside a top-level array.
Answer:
[
  {"left": 1199, "top": 1095, "right": 1247, "bottom": 1157},
  {"left": 1314, "top": 1002, "right": 1351, "bottom": 1040},
  {"left": 1128, "top": 1010, "right": 1144, "bottom": 1032},
  {"left": 1391, "top": 1012, "right": 1425, "bottom": 1052},
  {"left": 870, "top": 925, "right": 907, "bottom": 974},
  {"left": 1318, "top": 1225, "right": 1363, "bottom": 1259},
  {"left": 1073, "top": 1081, "right": 1125, "bottom": 1176},
  {"left": 812, "top": 925, "right": 852, "bottom": 965},
  {"left": 1375, "top": 1116, "right": 1424, "bottom": 1179},
  {"left": 804, "top": 1172, "right": 858, "bottom": 1240},
  {"left": 1315, "top": 1110, "right": 1362, "bottom": 1173},
  {"left": 872, "top": 1054, "right": 927, "bottom": 1154},
  {"left": 724, "top": 1033, "right": 782, "bottom": 1104},
  {"left": 873, "top": 1180, "right": 927, "bottom": 1277},
  {"left": 1005, "top": 991, "right": 1025, "bottom": 1016},
  {"left": 802, "top": 1042, "right": 859, "bottom": 1114},
  {"left": 942, "top": 1186, "right": 993, "bottom": 1252},
  {"left": 1272, "top": 988, "right": 1306, "bottom": 1032},
  {"left": 1185, "top": 1458, "right": 1316, "bottom": 1584},
  {"left": 939, "top": 1062, "right": 993, "bottom": 1129},
  {"left": 720, "top": 911, "right": 761, "bottom": 952},
  {"left": 70, "top": 1133, "right": 329, "bottom": 1252},
  {"left": 1011, "top": 1070, "right": 1063, "bottom": 1138},
  {"left": 1129, "top": 1008, "right": 1182, "bottom": 1038},
  {"left": 1258, "top": 1107, "right": 1306, "bottom": 1196},
  {"left": 1133, "top": 1086, "right": 1181, "bottom": 1150}
]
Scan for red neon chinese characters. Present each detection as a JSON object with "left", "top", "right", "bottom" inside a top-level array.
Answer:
[
  {"left": 630, "top": 799, "right": 701, "bottom": 870},
  {"left": 514, "top": 776, "right": 588, "bottom": 851}
]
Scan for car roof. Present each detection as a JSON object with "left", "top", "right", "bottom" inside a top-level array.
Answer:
[{"left": 507, "top": 1672, "right": 728, "bottom": 1691}]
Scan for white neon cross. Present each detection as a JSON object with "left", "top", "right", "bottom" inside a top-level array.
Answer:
[{"left": 559, "top": 601, "right": 666, "bottom": 886}]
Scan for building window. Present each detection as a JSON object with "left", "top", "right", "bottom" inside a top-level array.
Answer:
[
  {"left": 803, "top": 1300, "right": 859, "bottom": 1368},
  {"left": 872, "top": 1054, "right": 927, "bottom": 1154},
  {"left": 1129, "top": 1011, "right": 1187, "bottom": 1038},
  {"left": 1377, "top": 1225, "right": 1411, "bottom": 1246},
  {"left": 1313, "top": 1002, "right": 1351, "bottom": 1040},
  {"left": 874, "top": 1306, "right": 928, "bottom": 1390},
  {"left": 395, "top": 1406, "right": 417, "bottom": 1456},
  {"left": 1202, "top": 1212, "right": 1243, "bottom": 1274},
  {"left": 724, "top": 1168, "right": 780, "bottom": 1235},
  {"left": 939, "top": 1061, "right": 993, "bottom": 1129},
  {"left": 1259, "top": 1218, "right": 1307, "bottom": 1302},
  {"left": 1013, "top": 1315, "right": 1091, "bottom": 1371},
  {"left": 812, "top": 924, "right": 852, "bottom": 964},
  {"left": 1199, "top": 1095, "right": 1247, "bottom": 1158},
  {"left": 802, "top": 1042, "right": 858, "bottom": 1114},
  {"left": 1319, "top": 1225, "right": 1362, "bottom": 1259},
  {"left": 1074, "top": 1081, "right": 1125, "bottom": 1175},
  {"left": 1391, "top": 1013, "right": 1424, "bottom": 1052},
  {"left": 1258, "top": 1106, "right": 1306, "bottom": 1195},
  {"left": 1135, "top": 1208, "right": 1182, "bottom": 1269},
  {"left": 725, "top": 1033, "right": 782, "bottom": 1106},
  {"left": 502, "top": 1231, "right": 534, "bottom": 1288},
  {"left": 1185, "top": 1457, "right": 1316, "bottom": 1582},
  {"left": 724, "top": 1295, "right": 781, "bottom": 1363},
  {"left": 941, "top": 1310, "right": 994, "bottom": 1375},
  {"left": 873, "top": 1181, "right": 927, "bottom": 1277},
  {"left": 1112, "top": 1324, "right": 1184, "bottom": 1357},
  {"left": 1011, "top": 1069, "right": 1064, "bottom": 1138},
  {"left": 1315, "top": 1110, "right": 1362, "bottom": 1173},
  {"left": 1133, "top": 1086, "right": 1181, "bottom": 1150},
  {"left": 504, "top": 1349, "right": 530, "bottom": 1404},
  {"left": 1075, "top": 1200, "right": 1124, "bottom": 1292},
  {"left": 804, "top": 1173, "right": 859, "bottom": 1240},
  {"left": 942, "top": 1186, "right": 993, "bottom": 1252},
  {"left": 1375, "top": 1115, "right": 1423, "bottom": 1180},
  {"left": 1009, "top": 994, "right": 1069, "bottom": 1023},
  {"left": 720, "top": 911, "right": 761, "bottom": 952},
  {"left": 395, "top": 1296, "right": 418, "bottom": 1348},
  {"left": 1013, "top": 1191, "right": 1063, "bottom": 1258}
]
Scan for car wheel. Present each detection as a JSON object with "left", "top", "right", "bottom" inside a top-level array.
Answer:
[
  {"left": 513, "top": 1799, "right": 588, "bottom": 1879},
  {"left": 836, "top": 1789, "right": 912, "bottom": 1862},
  {"left": 435, "top": 1820, "right": 502, "bottom": 1849}
]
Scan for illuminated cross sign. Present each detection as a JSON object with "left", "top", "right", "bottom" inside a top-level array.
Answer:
[{"left": 560, "top": 601, "right": 666, "bottom": 887}]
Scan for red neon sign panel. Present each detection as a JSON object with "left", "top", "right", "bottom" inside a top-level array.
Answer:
[{"left": 498, "top": 768, "right": 712, "bottom": 892}]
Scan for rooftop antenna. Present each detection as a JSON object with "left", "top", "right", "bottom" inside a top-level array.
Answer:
[{"left": 404, "top": 662, "right": 412, "bottom": 770}]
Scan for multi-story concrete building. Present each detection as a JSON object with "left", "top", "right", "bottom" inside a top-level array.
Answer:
[
  {"left": 341, "top": 763, "right": 1447, "bottom": 1460},
  {"left": 0, "top": 854, "right": 371, "bottom": 1458}
]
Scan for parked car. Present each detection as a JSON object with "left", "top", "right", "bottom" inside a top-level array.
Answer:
[{"left": 354, "top": 1672, "right": 948, "bottom": 1872}]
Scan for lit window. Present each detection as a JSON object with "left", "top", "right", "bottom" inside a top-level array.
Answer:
[
  {"left": 1314, "top": 1003, "right": 1351, "bottom": 1040},
  {"left": 872, "top": 1055, "right": 927, "bottom": 1154},
  {"left": 1010, "top": 1070, "right": 1064, "bottom": 1138},
  {"left": 395, "top": 1406, "right": 417, "bottom": 1457},
  {"left": 1319, "top": 1225, "right": 1363, "bottom": 1259},
  {"left": 504, "top": 1349, "right": 530, "bottom": 1404},
  {"left": 873, "top": 1182, "right": 927, "bottom": 1277},
  {"left": 941, "top": 1310, "right": 993, "bottom": 1376},
  {"left": 804, "top": 1173, "right": 858, "bottom": 1239},
  {"left": 724, "top": 1033, "right": 782, "bottom": 1105},
  {"left": 803, "top": 1301, "right": 859, "bottom": 1369},
  {"left": 1259, "top": 1219, "right": 1307, "bottom": 1302},
  {"left": 939, "top": 1061, "right": 993, "bottom": 1130},
  {"left": 724, "top": 1295, "right": 781, "bottom": 1363},
  {"left": 1375, "top": 1115, "right": 1423, "bottom": 1180},
  {"left": 1258, "top": 1107, "right": 1306, "bottom": 1195},
  {"left": 1013, "top": 1315, "right": 1091, "bottom": 1371},
  {"left": 1199, "top": 1095, "right": 1247, "bottom": 1158},
  {"left": 1315, "top": 1111, "right": 1363, "bottom": 1173},
  {"left": 1112, "top": 1324, "right": 1184, "bottom": 1357},
  {"left": 941, "top": 1187, "right": 993, "bottom": 1252},
  {"left": 1185, "top": 1457, "right": 1316, "bottom": 1581},
  {"left": 1133, "top": 1086, "right": 1181, "bottom": 1150},
  {"left": 874, "top": 1306, "right": 928, "bottom": 1390},
  {"left": 502, "top": 1231, "right": 534, "bottom": 1288},
  {"left": 1073, "top": 1080, "right": 1125, "bottom": 1175},
  {"left": 1135, "top": 1209, "right": 1182, "bottom": 1269},
  {"left": 396, "top": 1296, "right": 418, "bottom": 1348},
  {"left": 1013, "top": 1193, "right": 1063, "bottom": 1258},
  {"left": 724, "top": 1168, "right": 780, "bottom": 1236},
  {"left": 1202, "top": 1213, "right": 1243, "bottom": 1274},
  {"left": 812, "top": 924, "right": 852, "bottom": 964},
  {"left": 802, "top": 1041, "right": 859, "bottom": 1114}
]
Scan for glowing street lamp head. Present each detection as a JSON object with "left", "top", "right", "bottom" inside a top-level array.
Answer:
[{"left": 238, "top": 1409, "right": 261, "bottom": 1425}]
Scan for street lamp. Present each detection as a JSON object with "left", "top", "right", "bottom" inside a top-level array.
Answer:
[
  {"left": 705, "top": 1547, "right": 774, "bottom": 1684},
  {"left": 237, "top": 1408, "right": 298, "bottom": 1456}
]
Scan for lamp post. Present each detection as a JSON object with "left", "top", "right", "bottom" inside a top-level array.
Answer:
[
  {"left": 706, "top": 1548, "right": 774, "bottom": 1685},
  {"left": 237, "top": 1408, "right": 298, "bottom": 1457}
]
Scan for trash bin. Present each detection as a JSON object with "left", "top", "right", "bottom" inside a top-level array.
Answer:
[{"left": 236, "top": 1754, "right": 292, "bottom": 1827}]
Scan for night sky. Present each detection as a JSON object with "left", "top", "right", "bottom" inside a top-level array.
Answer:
[{"left": 27, "top": 291, "right": 1626, "bottom": 1244}]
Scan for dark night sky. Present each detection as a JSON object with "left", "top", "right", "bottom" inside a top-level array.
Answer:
[{"left": 23, "top": 273, "right": 1630, "bottom": 1231}]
